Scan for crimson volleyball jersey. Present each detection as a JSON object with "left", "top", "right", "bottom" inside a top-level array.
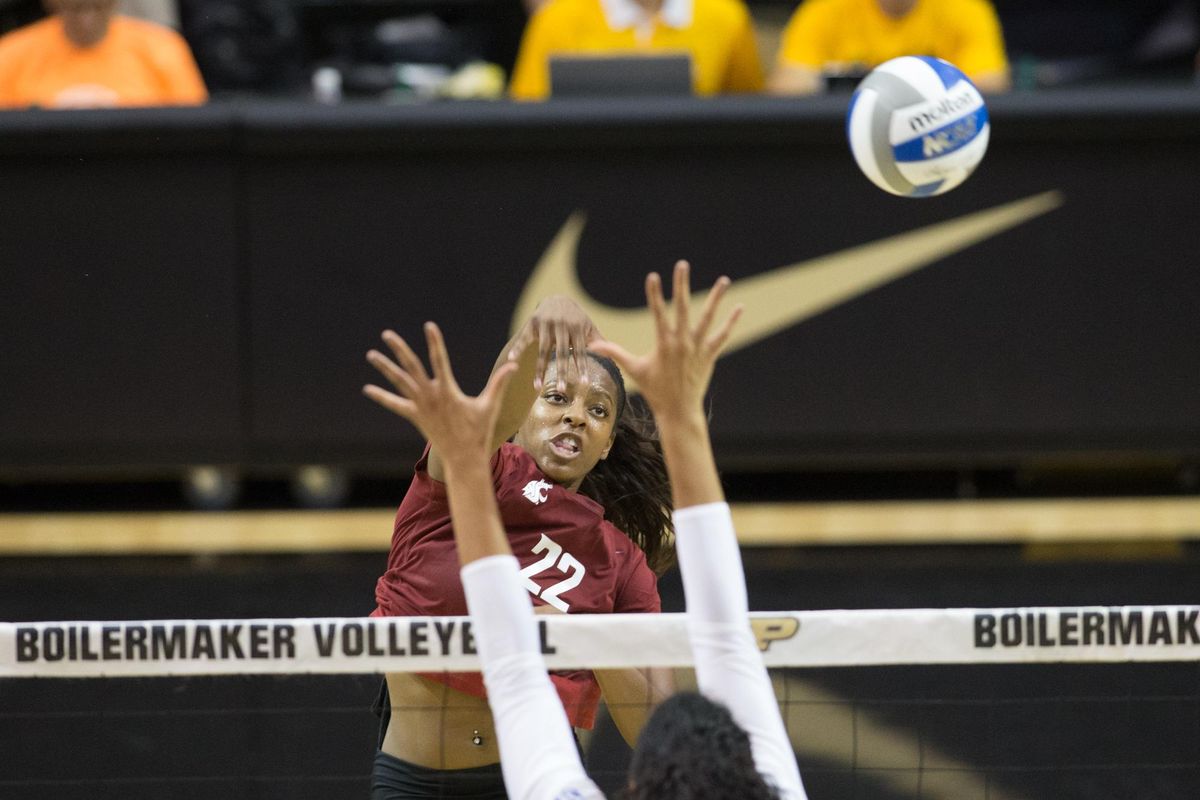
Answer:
[{"left": 373, "top": 443, "right": 661, "bottom": 728}]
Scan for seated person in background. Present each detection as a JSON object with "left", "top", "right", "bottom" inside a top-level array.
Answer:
[
  {"left": 0, "top": 0, "right": 206, "bottom": 108},
  {"left": 508, "top": 0, "right": 764, "bottom": 99},
  {"left": 769, "top": 0, "right": 1010, "bottom": 95}
]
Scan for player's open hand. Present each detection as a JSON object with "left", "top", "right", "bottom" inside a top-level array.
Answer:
[
  {"left": 509, "top": 295, "right": 601, "bottom": 393},
  {"left": 364, "top": 323, "right": 520, "bottom": 465},
  {"left": 590, "top": 261, "right": 741, "bottom": 422}
]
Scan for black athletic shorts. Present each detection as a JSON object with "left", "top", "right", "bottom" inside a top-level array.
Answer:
[{"left": 370, "top": 750, "right": 507, "bottom": 799}]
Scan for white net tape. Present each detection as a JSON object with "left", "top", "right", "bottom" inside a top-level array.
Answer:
[{"left": 4, "top": 605, "right": 1198, "bottom": 678}]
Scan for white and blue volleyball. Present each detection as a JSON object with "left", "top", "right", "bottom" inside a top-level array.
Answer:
[{"left": 846, "top": 56, "right": 989, "bottom": 197}]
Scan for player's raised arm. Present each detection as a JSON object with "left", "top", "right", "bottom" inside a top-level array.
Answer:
[
  {"left": 589, "top": 262, "right": 739, "bottom": 509},
  {"left": 592, "top": 261, "right": 807, "bottom": 800},
  {"left": 364, "top": 322, "right": 517, "bottom": 563}
]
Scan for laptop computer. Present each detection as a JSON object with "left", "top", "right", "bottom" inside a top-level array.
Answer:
[{"left": 548, "top": 54, "right": 694, "bottom": 98}]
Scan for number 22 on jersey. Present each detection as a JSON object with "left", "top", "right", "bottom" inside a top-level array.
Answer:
[{"left": 518, "top": 533, "right": 586, "bottom": 612}]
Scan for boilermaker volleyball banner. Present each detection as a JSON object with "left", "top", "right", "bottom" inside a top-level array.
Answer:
[{"left": 4, "top": 606, "right": 1199, "bottom": 677}]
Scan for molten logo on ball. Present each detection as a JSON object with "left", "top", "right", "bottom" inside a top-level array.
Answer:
[
  {"left": 904, "top": 87, "right": 978, "bottom": 134},
  {"left": 847, "top": 56, "right": 990, "bottom": 197}
]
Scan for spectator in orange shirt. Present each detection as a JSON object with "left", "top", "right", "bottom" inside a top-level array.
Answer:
[{"left": 0, "top": 0, "right": 207, "bottom": 108}]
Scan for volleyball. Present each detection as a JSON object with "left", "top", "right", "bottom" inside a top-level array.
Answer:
[{"left": 846, "top": 56, "right": 990, "bottom": 197}]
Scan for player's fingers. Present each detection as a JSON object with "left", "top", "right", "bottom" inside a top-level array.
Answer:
[
  {"left": 571, "top": 327, "right": 589, "bottom": 384},
  {"left": 672, "top": 260, "right": 691, "bottom": 333},
  {"left": 366, "top": 349, "right": 420, "bottom": 397},
  {"left": 554, "top": 319, "right": 570, "bottom": 392},
  {"left": 382, "top": 330, "right": 429, "bottom": 383},
  {"left": 706, "top": 304, "right": 745, "bottom": 357},
  {"left": 508, "top": 325, "right": 534, "bottom": 363},
  {"left": 424, "top": 322, "right": 461, "bottom": 394},
  {"left": 480, "top": 360, "right": 519, "bottom": 408},
  {"left": 534, "top": 317, "right": 551, "bottom": 391},
  {"left": 575, "top": 346, "right": 589, "bottom": 388},
  {"left": 588, "top": 339, "right": 637, "bottom": 374},
  {"left": 646, "top": 271, "right": 669, "bottom": 342},
  {"left": 585, "top": 320, "right": 604, "bottom": 346},
  {"left": 362, "top": 384, "right": 418, "bottom": 421},
  {"left": 694, "top": 276, "right": 731, "bottom": 343}
]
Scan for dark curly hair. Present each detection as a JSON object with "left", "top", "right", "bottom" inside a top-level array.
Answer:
[
  {"left": 576, "top": 352, "right": 675, "bottom": 575},
  {"left": 623, "top": 692, "right": 782, "bottom": 800}
]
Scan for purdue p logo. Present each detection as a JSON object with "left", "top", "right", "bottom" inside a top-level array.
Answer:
[{"left": 750, "top": 617, "right": 800, "bottom": 652}]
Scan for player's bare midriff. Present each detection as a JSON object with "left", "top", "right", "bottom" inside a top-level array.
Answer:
[{"left": 380, "top": 672, "right": 502, "bottom": 769}]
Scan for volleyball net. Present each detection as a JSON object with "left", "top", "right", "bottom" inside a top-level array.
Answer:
[{"left": 4, "top": 606, "right": 1200, "bottom": 799}]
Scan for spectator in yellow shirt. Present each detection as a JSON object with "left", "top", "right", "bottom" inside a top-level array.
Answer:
[
  {"left": 0, "top": 0, "right": 207, "bottom": 109},
  {"left": 509, "top": 0, "right": 764, "bottom": 100},
  {"left": 769, "top": 0, "right": 1010, "bottom": 95}
]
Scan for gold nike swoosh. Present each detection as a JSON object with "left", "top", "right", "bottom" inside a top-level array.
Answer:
[{"left": 513, "top": 190, "right": 1064, "bottom": 364}]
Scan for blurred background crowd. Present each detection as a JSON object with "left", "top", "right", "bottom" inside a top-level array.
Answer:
[{"left": 1, "top": 0, "right": 1199, "bottom": 108}]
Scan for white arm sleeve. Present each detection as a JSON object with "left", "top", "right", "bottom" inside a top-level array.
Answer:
[
  {"left": 674, "top": 503, "right": 808, "bottom": 800},
  {"left": 460, "top": 555, "right": 605, "bottom": 800}
]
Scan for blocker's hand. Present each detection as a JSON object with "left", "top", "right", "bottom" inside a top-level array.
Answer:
[
  {"left": 364, "top": 323, "right": 520, "bottom": 464},
  {"left": 590, "top": 261, "right": 741, "bottom": 421}
]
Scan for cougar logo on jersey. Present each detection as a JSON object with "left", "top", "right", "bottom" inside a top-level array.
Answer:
[{"left": 522, "top": 479, "right": 553, "bottom": 505}]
